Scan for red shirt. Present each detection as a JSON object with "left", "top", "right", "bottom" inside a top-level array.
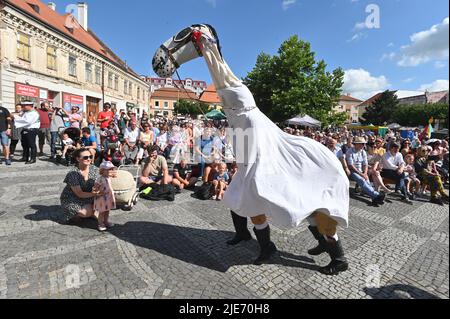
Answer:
[
  {"left": 98, "top": 111, "right": 114, "bottom": 129},
  {"left": 37, "top": 109, "right": 51, "bottom": 129}
]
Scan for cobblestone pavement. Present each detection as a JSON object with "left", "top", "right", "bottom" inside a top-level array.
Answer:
[{"left": 0, "top": 153, "right": 448, "bottom": 299}]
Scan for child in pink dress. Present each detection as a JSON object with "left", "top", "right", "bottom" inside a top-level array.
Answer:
[{"left": 94, "top": 161, "right": 117, "bottom": 231}]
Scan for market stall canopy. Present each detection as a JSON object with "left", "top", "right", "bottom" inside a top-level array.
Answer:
[
  {"left": 431, "top": 129, "right": 449, "bottom": 139},
  {"left": 388, "top": 123, "right": 401, "bottom": 129},
  {"left": 287, "top": 115, "right": 321, "bottom": 127},
  {"left": 205, "top": 109, "right": 227, "bottom": 120}
]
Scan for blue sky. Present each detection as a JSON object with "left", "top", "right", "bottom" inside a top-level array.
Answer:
[{"left": 51, "top": 0, "right": 449, "bottom": 100}]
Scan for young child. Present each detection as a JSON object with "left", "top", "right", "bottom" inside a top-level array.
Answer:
[
  {"left": 61, "top": 133, "right": 76, "bottom": 160},
  {"left": 212, "top": 163, "right": 230, "bottom": 201},
  {"left": 94, "top": 161, "right": 117, "bottom": 232},
  {"left": 404, "top": 154, "right": 421, "bottom": 197}
]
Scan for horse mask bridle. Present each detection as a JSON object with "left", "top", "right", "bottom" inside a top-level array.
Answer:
[{"left": 152, "top": 24, "right": 223, "bottom": 78}]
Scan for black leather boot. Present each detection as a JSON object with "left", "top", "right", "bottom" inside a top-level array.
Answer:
[
  {"left": 253, "top": 226, "right": 277, "bottom": 266},
  {"left": 307, "top": 226, "right": 327, "bottom": 256},
  {"left": 227, "top": 211, "right": 252, "bottom": 246},
  {"left": 320, "top": 239, "right": 349, "bottom": 276}
]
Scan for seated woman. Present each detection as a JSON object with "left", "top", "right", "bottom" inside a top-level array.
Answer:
[
  {"left": 203, "top": 160, "right": 220, "bottom": 184},
  {"left": 367, "top": 143, "right": 392, "bottom": 193},
  {"left": 414, "top": 147, "right": 449, "bottom": 205},
  {"left": 60, "top": 148, "right": 116, "bottom": 223}
]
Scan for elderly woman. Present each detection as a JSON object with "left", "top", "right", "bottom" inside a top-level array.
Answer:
[
  {"left": 414, "top": 146, "right": 449, "bottom": 205},
  {"left": 60, "top": 148, "right": 116, "bottom": 223}
]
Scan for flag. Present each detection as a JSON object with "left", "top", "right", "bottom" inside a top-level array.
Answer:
[{"left": 419, "top": 118, "right": 434, "bottom": 140}]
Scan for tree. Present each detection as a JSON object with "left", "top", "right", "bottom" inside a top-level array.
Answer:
[
  {"left": 243, "top": 36, "right": 344, "bottom": 124},
  {"left": 174, "top": 99, "right": 210, "bottom": 116},
  {"left": 361, "top": 90, "right": 398, "bottom": 125},
  {"left": 392, "top": 103, "right": 449, "bottom": 127}
]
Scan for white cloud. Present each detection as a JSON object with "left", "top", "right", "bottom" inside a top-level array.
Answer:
[
  {"left": 343, "top": 68, "right": 390, "bottom": 100},
  {"left": 347, "top": 32, "right": 367, "bottom": 43},
  {"left": 387, "top": 42, "right": 395, "bottom": 47},
  {"left": 354, "top": 22, "right": 366, "bottom": 31},
  {"left": 397, "top": 17, "right": 449, "bottom": 67},
  {"left": 205, "top": 0, "right": 217, "bottom": 8},
  {"left": 282, "top": 0, "right": 297, "bottom": 11},
  {"left": 403, "top": 78, "right": 415, "bottom": 83},
  {"left": 419, "top": 80, "right": 449, "bottom": 92},
  {"left": 435, "top": 61, "right": 447, "bottom": 69},
  {"left": 380, "top": 52, "right": 396, "bottom": 62}
]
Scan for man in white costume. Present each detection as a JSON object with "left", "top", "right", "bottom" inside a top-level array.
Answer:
[{"left": 153, "top": 24, "right": 349, "bottom": 275}]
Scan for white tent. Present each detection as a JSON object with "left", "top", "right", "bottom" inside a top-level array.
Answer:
[{"left": 287, "top": 115, "right": 321, "bottom": 127}]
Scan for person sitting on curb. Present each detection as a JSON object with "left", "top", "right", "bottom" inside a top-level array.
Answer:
[
  {"left": 172, "top": 158, "right": 198, "bottom": 190},
  {"left": 346, "top": 137, "right": 386, "bottom": 205},
  {"left": 140, "top": 145, "right": 172, "bottom": 186}
]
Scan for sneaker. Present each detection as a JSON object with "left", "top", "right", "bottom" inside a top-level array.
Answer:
[
  {"left": 5, "top": 159, "right": 11, "bottom": 166},
  {"left": 98, "top": 225, "right": 107, "bottom": 232},
  {"left": 401, "top": 196, "right": 412, "bottom": 204},
  {"left": 211, "top": 195, "right": 217, "bottom": 200}
]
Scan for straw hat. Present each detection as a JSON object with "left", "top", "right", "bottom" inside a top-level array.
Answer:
[{"left": 353, "top": 137, "right": 367, "bottom": 144}]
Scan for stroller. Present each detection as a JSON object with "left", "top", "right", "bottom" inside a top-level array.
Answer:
[
  {"left": 56, "top": 127, "right": 81, "bottom": 165},
  {"left": 110, "top": 165, "right": 142, "bottom": 211}
]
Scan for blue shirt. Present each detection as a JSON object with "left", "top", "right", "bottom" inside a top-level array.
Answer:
[
  {"left": 152, "top": 127, "right": 160, "bottom": 143},
  {"left": 346, "top": 147, "right": 368, "bottom": 172},
  {"left": 81, "top": 135, "right": 99, "bottom": 150}
]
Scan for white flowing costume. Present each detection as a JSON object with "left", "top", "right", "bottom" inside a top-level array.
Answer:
[{"left": 199, "top": 29, "right": 350, "bottom": 229}]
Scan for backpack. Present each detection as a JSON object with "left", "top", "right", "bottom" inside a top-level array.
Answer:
[
  {"left": 140, "top": 183, "right": 176, "bottom": 202},
  {"left": 193, "top": 182, "right": 213, "bottom": 200}
]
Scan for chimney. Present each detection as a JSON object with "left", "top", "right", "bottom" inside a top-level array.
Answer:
[
  {"left": 48, "top": 2, "right": 56, "bottom": 10},
  {"left": 77, "top": 2, "right": 88, "bottom": 31}
]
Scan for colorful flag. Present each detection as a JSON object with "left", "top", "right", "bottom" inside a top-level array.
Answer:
[{"left": 419, "top": 118, "right": 434, "bottom": 140}]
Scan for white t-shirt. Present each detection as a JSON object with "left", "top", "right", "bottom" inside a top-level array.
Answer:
[
  {"left": 124, "top": 128, "right": 140, "bottom": 144},
  {"left": 382, "top": 151, "right": 405, "bottom": 170},
  {"left": 62, "top": 138, "right": 74, "bottom": 146}
]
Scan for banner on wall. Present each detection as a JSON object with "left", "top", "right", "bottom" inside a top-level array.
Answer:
[
  {"left": 63, "top": 93, "right": 84, "bottom": 112},
  {"left": 15, "top": 83, "right": 39, "bottom": 98}
]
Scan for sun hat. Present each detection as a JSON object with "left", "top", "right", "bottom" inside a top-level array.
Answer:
[
  {"left": 353, "top": 137, "right": 367, "bottom": 144},
  {"left": 100, "top": 161, "right": 115, "bottom": 170}
]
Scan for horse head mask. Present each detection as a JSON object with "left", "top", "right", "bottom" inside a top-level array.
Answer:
[{"left": 152, "top": 24, "right": 223, "bottom": 78}]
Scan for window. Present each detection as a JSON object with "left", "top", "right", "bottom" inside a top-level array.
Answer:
[
  {"left": 17, "top": 33, "right": 31, "bottom": 61},
  {"left": 155, "top": 101, "right": 160, "bottom": 109},
  {"left": 129, "top": 83, "right": 132, "bottom": 96},
  {"left": 137, "top": 87, "right": 141, "bottom": 100},
  {"left": 68, "top": 55, "right": 77, "bottom": 76},
  {"left": 47, "top": 46, "right": 57, "bottom": 70},
  {"left": 124, "top": 80, "right": 128, "bottom": 94},
  {"left": 114, "top": 76, "right": 119, "bottom": 91},
  {"left": 164, "top": 101, "right": 169, "bottom": 109},
  {"left": 95, "top": 66, "right": 101, "bottom": 85},
  {"left": 108, "top": 72, "right": 113, "bottom": 89},
  {"left": 85, "top": 62, "right": 93, "bottom": 82}
]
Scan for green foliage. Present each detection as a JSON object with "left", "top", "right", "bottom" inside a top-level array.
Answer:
[
  {"left": 174, "top": 99, "right": 210, "bottom": 116},
  {"left": 392, "top": 103, "right": 449, "bottom": 127},
  {"left": 361, "top": 90, "right": 399, "bottom": 125},
  {"left": 243, "top": 35, "right": 344, "bottom": 125}
]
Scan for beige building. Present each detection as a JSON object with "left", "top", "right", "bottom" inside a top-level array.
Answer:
[
  {"left": 150, "top": 87, "right": 199, "bottom": 118},
  {"left": 0, "top": 0, "right": 150, "bottom": 117},
  {"left": 334, "top": 94, "right": 363, "bottom": 124}
]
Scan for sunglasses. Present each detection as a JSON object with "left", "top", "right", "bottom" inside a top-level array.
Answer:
[{"left": 81, "top": 155, "right": 94, "bottom": 160}]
